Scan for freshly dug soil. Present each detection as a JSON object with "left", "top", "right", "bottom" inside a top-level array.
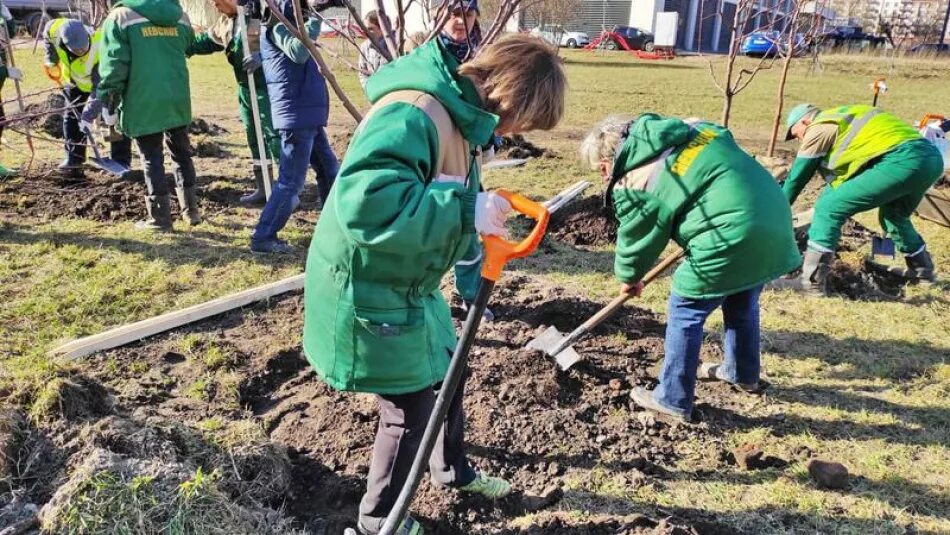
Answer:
[
  {"left": 497, "top": 135, "right": 551, "bottom": 160},
  {"left": 547, "top": 195, "right": 617, "bottom": 247},
  {"left": 3, "top": 277, "right": 761, "bottom": 533}
]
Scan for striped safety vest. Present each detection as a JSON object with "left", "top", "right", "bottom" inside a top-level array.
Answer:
[
  {"left": 48, "top": 19, "right": 102, "bottom": 93},
  {"left": 813, "top": 104, "right": 921, "bottom": 187}
]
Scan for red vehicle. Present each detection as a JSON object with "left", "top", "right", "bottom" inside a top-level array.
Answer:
[{"left": 319, "top": 16, "right": 365, "bottom": 38}]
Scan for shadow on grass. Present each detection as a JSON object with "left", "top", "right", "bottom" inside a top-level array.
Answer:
[
  {"left": 558, "top": 488, "right": 945, "bottom": 535},
  {"left": 0, "top": 221, "right": 306, "bottom": 269},
  {"left": 763, "top": 329, "right": 949, "bottom": 381}
]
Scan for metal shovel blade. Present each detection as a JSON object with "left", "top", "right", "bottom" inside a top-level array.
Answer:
[
  {"left": 526, "top": 326, "right": 583, "bottom": 370},
  {"left": 483, "top": 158, "right": 528, "bottom": 171},
  {"left": 90, "top": 156, "right": 131, "bottom": 178}
]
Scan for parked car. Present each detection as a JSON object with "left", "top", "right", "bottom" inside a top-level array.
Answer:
[
  {"left": 741, "top": 31, "right": 808, "bottom": 56},
  {"left": 530, "top": 25, "right": 590, "bottom": 48},
  {"left": 602, "top": 25, "right": 654, "bottom": 52},
  {"left": 819, "top": 26, "right": 886, "bottom": 50},
  {"left": 3, "top": 0, "right": 77, "bottom": 36},
  {"left": 909, "top": 43, "right": 950, "bottom": 56}
]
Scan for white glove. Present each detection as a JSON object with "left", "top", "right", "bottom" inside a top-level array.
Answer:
[
  {"left": 6, "top": 67, "right": 21, "bottom": 81},
  {"left": 474, "top": 191, "right": 512, "bottom": 237},
  {"left": 102, "top": 108, "right": 117, "bottom": 126}
]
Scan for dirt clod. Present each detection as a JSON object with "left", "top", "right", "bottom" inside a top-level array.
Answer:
[
  {"left": 729, "top": 443, "right": 787, "bottom": 471},
  {"left": 521, "top": 484, "right": 563, "bottom": 512},
  {"left": 189, "top": 118, "right": 227, "bottom": 136},
  {"left": 547, "top": 195, "right": 617, "bottom": 247},
  {"left": 497, "top": 135, "right": 550, "bottom": 159},
  {"left": 807, "top": 459, "right": 850, "bottom": 489}
]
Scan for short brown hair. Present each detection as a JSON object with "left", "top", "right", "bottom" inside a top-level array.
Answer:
[
  {"left": 458, "top": 34, "right": 566, "bottom": 133},
  {"left": 364, "top": 9, "right": 380, "bottom": 28}
]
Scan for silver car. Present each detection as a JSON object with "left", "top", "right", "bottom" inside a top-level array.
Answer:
[{"left": 530, "top": 25, "right": 590, "bottom": 48}]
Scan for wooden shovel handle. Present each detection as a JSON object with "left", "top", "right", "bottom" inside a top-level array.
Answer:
[{"left": 578, "top": 248, "right": 685, "bottom": 332}]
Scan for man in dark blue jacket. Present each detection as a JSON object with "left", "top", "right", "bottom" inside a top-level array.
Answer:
[{"left": 251, "top": 0, "right": 338, "bottom": 254}]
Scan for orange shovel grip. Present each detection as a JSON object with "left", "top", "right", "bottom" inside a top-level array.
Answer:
[
  {"left": 919, "top": 114, "right": 946, "bottom": 128},
  {"left": 480, "top": 189, "right": 549, "bottom": 282}
]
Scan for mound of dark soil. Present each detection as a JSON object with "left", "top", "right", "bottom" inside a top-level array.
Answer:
[
  {"left": 24, "top": 92, "right": 66, "bottom": 138},
  {"left": 497, "top": 135, "right": 550, "bottom": 159},
  {"left": 28, "top": 276, "right": 752, "bottom": 534},
  {"left": 189, "top": 118, "right": 227, "bottom": 136},
  {"left": 547, "top": 195, "right": 617, "bottom": 247},
  {"left": 0, "top": 172, "right": 275, "bottom": 222}
]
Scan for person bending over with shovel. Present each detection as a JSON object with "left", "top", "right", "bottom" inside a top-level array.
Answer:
[
  {"left": 303, "top": 34, "right": 566, "bottom": 534},
  {"left": 772, "top": 103, "right": 943, "bottom": 293},
  {"left": 581, "top": 114, "right": 799, "bottom": 424}
]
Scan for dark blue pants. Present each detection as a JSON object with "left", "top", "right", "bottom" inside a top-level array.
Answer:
[
  {"left": 653, "top": 285, "right": 763, "bottom": 416},
  {"left": 252, "top": 127, "right": 338, "bottom": 245}
]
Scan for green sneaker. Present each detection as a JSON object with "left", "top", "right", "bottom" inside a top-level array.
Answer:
[
  {"left": 0, "top": 163, "right": 15, "bottom": 178},
  {"left": 460, "top": 472, "right": 512, "bottom": 499},
  {"left": 356, "top": 515, "right": 423, "bottom": 535}
]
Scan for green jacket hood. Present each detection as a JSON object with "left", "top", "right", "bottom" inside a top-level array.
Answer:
[
  {"left": 114, "top": 0, "right": 182, "bottom": 26},
  {"left": 365, "top": 40, "right": 497, "bottom": 146},
  {"left": 612, "top": 113, "right": 693, "bottom": 179}
]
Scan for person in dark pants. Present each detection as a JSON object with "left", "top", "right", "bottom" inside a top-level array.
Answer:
[
  {"left": 250, "top": 0, "right": 339, "bottom": 254},
  {"left": 43, "top": 18, "right": 132, "bottom": 178},
  {"left": 98, "top": 0, "right": 199, "bottom": 231},
  {"left": 0, "top": 5, "right": 19, "bottom": 178}
]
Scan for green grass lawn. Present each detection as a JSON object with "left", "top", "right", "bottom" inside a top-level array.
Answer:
[{"left": 1, "top": 45, "right": 949, "bottom": 533}]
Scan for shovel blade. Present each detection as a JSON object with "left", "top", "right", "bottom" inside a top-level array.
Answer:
[
  {"left": 525, "top": 326, "right": 584, "bottom": 370},
  {"left": 91, "top": 157, "right": 131, "bottom": 178}
]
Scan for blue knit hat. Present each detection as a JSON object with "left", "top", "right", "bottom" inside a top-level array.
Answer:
[{"left": 436, "top": 0, "right": 479, "bottom": 13}]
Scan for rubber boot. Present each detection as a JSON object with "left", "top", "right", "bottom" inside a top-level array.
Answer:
[
  {"left": 0, "top": 163, "right": 15, "bottom": 178},
  {"left": 175, "top": 186, "right": 202, "bottom": 226},
  {"left": 57, "top": 157, "right": 84, "bottom": 179},
  {"left": 889, "top": 247, "right": 936, "bottom": 282},
  {"left": 240, "top": 164, "right": 270, "bottom": 206},
  {"left": 768, "top": 248, "right": 833, "bottom": 296},
  {"left": 135, "top": 195, "right": 173, "bottom": 232}
]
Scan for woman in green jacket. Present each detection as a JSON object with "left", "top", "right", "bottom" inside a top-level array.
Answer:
[
  {"left": 581, "top": 114, "right": 800, "bottom": 423},
  {"left": 303, "top": 35, "right": 566, "bottom": 534}
]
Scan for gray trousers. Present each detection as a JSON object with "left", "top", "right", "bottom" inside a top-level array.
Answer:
[{"left": 358, "top": 371, "right": 477, "bottom": 533}]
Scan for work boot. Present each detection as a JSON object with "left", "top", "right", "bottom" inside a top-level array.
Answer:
[
  {"left": 768, "top": 248, "right": 833, "bottom": 296},
  {"left": 629, "top": 386, "right": 691, "bottom": 424},
  {"left": 698, "top": 362, "right": 763, "bottom": 393},
  {"left": 175, "top": 186, "right": 202, "bottom": 226},
  {"left": 57, "top": 158, "right": 84, "bottom": 178},
  {"left": 356, "top": 515, "right": 423, "bottom": 535},
  {"left": 240, "top": 164, "right": 270, "bottom": 206},
  {"left": 135, "top": 195, "right": 173, "bottom": 232},
  {"left": 889, "top": 247, "right": 937, "bottom": 282}
]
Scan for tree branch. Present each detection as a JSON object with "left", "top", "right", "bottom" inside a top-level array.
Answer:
[{"left": 374, "top": 0, "right": 401, "bottom": 58}]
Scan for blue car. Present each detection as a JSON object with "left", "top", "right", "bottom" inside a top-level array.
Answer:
[{"left": 741, "top": 31, "right": 781, "bottom": 56}]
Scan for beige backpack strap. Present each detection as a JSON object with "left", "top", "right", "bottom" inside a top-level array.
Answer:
[{"left": 364, "top": 89, "right": 461, "bottom": 178}]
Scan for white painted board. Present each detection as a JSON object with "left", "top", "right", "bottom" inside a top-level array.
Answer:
[{"left": 655, "top": 12, "right": 679, "bottom": 48}]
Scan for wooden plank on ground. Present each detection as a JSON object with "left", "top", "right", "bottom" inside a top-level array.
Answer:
[{"left": 51, "top": 274, "right": 305, "bottom": 360}]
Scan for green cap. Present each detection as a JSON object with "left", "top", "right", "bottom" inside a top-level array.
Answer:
[{"left": 785, "top": 103, "right": 818, "bottom": 141}]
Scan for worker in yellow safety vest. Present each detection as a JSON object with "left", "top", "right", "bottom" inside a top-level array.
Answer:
[
  {"left": 773, "top": 103, "right": 943, "bottom": 294},
  {"left": 43, "top": 18, "right": 131, "bottom": 177}
]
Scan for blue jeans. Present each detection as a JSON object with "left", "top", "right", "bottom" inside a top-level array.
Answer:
[
  {"left": 252, "top": 127, "right": 339, "bottom": 245},
  {"left": 653, "top": 285, "right": 763, "bottom": 417}
]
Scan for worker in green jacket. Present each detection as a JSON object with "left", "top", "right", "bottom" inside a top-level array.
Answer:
[
  {"left": 188, "top": 0, "right": 279, "bottom": 205},
  {"left": 581, "top": 114, "right": 800, "bottom": 423},
  {"left": 303, "top": 35, "right": 566, "bottom": 534},
  {"left": 98, "top": 0, "right": 200, "bottom": 231},
  {"left": 775, "top": 103, "right": 943, "bottom": 293},
  {"left": 0, "top": 3, "right": 19, "bottom": 178}
]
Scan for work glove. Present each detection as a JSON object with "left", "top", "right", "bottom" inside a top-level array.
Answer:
[
  {"left": 102, "top": 107, "right": 117, "bottom": 126},
  {"left": 242, "top": 52, "right": 262, "bottom": 73},
  {"left": 474, "top": 191, "right": 511, "bottom": 237},
  {"left": 43, "top": 63, "right": 61, "bottom": 83},
  {"left": 81, "top": 98, "right": 103, "bottom": 124},
  {"left": 6, "top": 66, "right": 21, "bottom": 81}
]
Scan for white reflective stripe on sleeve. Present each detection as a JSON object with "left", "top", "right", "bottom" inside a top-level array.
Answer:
[{"left": 455, "top": 252, "right": 484, "bottom": 267}]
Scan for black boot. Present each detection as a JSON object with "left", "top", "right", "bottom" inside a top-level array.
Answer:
[
  {"left": 57, "top": 157, "right": 84, "bottom": 179},
  {"left": 175, "top": 186, "right": 202, "bottom": 226},
  {"left": 240, "top": 164, "right": 270, "bottom": 206},
  {"left": 768, "top": 248, "right": 833, "bottom": 296},
  {"left": 135, "top": 195, "right": 173, "bottom": 232},
  {"left": 890, "top": 247, "right": 936, "bottom": 282}
]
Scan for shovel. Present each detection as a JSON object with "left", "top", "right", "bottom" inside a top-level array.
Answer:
[
  {"left": 379, "top": 190, "right": 549, "bottom": 535},
  {"left": 82, "top": 125, "right": 134, "bottom": 180},
  {"left": 527, "top": 248, "right": 686, "bottom": 370}
]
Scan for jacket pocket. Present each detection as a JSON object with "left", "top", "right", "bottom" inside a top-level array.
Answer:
[{"left": 351, "top": 306, "right": 428, "bottom": 389}]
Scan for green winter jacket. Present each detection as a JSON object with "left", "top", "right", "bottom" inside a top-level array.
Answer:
[
  {"left": 188, "top": 19, "right": 265, "bottom": 89},
  {"left": 302, "top": 41, "right": 497, "bottom": 394},
  {"left": 98, "top": 0, "right": 194, "bottom": 138},
  {"left": 611, "top": 114, "right": 800, "bottom": 299}
]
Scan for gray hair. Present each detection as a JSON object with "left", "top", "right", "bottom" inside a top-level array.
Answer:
[{"left": 579, "top": 115, "right": 634, "bottom": 171}]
